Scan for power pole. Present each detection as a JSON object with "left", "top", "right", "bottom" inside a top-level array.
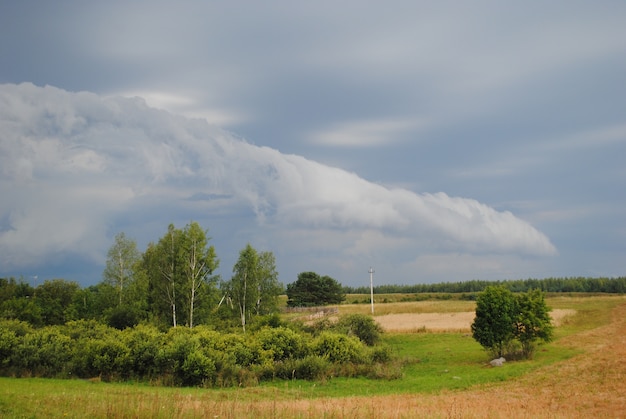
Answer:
[{"left": 369, "top": 267, "right": 375, "bottom": 314}]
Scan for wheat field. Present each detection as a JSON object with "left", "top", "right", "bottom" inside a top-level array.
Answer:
[{"left": 375, "top": 308, "right": 576, "bottom": 333}]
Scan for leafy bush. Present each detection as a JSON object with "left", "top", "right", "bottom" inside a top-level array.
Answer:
[
  {"left": 0, "top": 313, "right": 398, "bottom": 386},
  {"left": 292, "top": 355, "right": 329, "bottom": 380},
  {"left": 272, "top": 355, "right": 330, "bottom": 380},
  {"left": 121, "top": 325, "right": 162, "bottom": 378},
  {"left": 335, "top": 314, "right": 383, "bottom": 346},
  {"left": 157, "top": 328, "right": 195, "bottom": 381},
  {"left": 63, "top": 319, "right": 111, "bottom": 340},
  {"left": 78, "top": 335, "right": 129, "bottom": 380},
  {"left": 248, "top": 313, "right": 284, "bottom": 331},
  {"left": 12, "top": 327, "right": 72, "bottom": 377},
  {"left": 180, "top": 350, "right": 216, "bottom": 386},
  {"left": 0, "top": 319, "right": 32, "bottom": 336},
  {"left": 0, "top": 327, "right": 17, "bottom": 368},
  {"left": 217, "top": 333, "right": 259, "bottom": 367},
  {"left": 0, "top": 320, "right": 31, "bottom": 370},
  {"left": 192, "top": 327, "right": 221, "bottom": 350},
  {"left": 255, "top": 327, "right": 308, "bottom": 361},
  {"left": 368, "top": 344, "right": 393, "bottom": 363},
  {"left": 311, "top": 332, "right": 366, "bottom": 363}
]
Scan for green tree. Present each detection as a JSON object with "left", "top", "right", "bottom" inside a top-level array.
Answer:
[
  {"left": 143, "top": 224, "right": 184, "bottom": 327},
  {"left": 254, "top": 250, "right": 283, "bottom": 315},
  {"left": 1, "top": 297, "right": 42, "bottom": 326},
  {"left": 103, "top": 232, "right": 141, "bottom": 306},
  {"left": 71, "top": 283, "right": 117, "bottom": 322},
  {"left": 471, "top": 286, "right": 517, "bottom": 358},
  {"left": 223, "top": 244, "right": 282, "bottom": 332},
  {"left": 0, "top": 278, "right": 42, "bottom": 325},
  {"left": 286, "top": 272, "right": 345, "bottom": 307},
  {"left": 180, "top": 221, "right": 219, "bottom": 328},
  {"left": 142, "top": 222, "right": 219, "bottom": 328},
  {"left": 514, "top": 289, "right": 553, "bottom": 358},
  {"left": 34, "top": 279, "right": 80, "bottom": 325}
]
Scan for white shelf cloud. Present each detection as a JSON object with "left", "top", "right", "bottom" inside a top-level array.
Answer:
[{"left": 0, "top": 83, "right": 556, "bottom": 282}]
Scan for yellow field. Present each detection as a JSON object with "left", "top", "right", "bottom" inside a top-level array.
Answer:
[
  {"left": 302, "top": 298, "right": 575, "bottom": 332},
  {"left": 374, "top": 308, "right": 575, "bottom": 333},
  {"left": 340, "top": 299, "right": 477, "bottom": 315}
]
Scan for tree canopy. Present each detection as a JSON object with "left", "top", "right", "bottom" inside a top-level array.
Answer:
[{"left": 286, "top": 272, "right": 345, "bottom": 307}]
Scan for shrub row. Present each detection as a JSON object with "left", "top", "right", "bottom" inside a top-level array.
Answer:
[{"left": 0, "top": 316, "right": 394, "bottom": 387}]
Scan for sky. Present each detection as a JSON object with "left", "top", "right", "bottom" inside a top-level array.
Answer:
[{"left": 1, "top": 1, "right": 625, "bottom": 288}]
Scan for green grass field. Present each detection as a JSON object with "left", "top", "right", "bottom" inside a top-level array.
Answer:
[{"left": 0, "top": 295, "right": 622, "bottom": 418}]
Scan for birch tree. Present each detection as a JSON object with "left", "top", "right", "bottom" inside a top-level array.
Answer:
[
  {"left": 143, "top": 224, "right": 183, "bottom": 327},
  {"left": 224, "top": 244, "right": 282, "bottom": 332},
  {"left": 142, "top": 222, "right": 219, "bottom": 328},
  {"left": 180, "top": 221, "right": 219, "bottom": 328},
  {"left": 103, "top": 232, "right": 141, "bottom": 306},
  {"left": 254, "top": 250, "right": 282, "bottom": 315}
]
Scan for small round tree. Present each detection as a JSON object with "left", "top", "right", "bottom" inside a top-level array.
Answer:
[{"left": 471, "top": 286, "right": 517, "bottom": 358}]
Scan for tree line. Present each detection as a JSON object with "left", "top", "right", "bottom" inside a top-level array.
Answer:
[
  {"left": 1, "top": 222, "right": 284, "bottom": 331},
  {"left": 344, "top": 276, "right": 626, "bottom": 295},
  {"left": 0, "top": 222, "right": 348, "bottom": 331}
]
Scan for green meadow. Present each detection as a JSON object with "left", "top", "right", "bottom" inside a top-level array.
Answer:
[{"left": 0, "top": 295, "right": 622, "bottom": 418}]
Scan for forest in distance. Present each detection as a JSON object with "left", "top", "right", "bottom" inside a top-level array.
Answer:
[
  {"left": 343, "top": 276, "right": 626, "bottom": 296},
  {"left": 1, "top": 275, "right": 623, "bottom": 330}
]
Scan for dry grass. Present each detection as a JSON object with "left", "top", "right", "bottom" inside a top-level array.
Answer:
[
  {"left": 375, "top": 309, "right": 576, "bottom": 333},
  {"left": 292, "top": 300, "right": 477, "bottom": 324},
  {"left": 340, "top": 300, "right": 477, "bottom": 316}
]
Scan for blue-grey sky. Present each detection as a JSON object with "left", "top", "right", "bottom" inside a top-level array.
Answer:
[{"left": 1, "top": 1, "right": 625, "bottom": 287}]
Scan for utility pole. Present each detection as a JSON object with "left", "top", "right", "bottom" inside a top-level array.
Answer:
[{"left": 369, "top": 267, "right": 375, "bottom": 314}]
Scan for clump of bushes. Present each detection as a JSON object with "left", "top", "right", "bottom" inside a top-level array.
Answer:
[
  {"left": 334, "top": 314, "right": 383, "bottom": 346},
  {"left": 305, "top": 313, "right": 383, "bottom": 346},
  {"left": 0, "top": 314, "right": 395, "bottom": 387}
]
